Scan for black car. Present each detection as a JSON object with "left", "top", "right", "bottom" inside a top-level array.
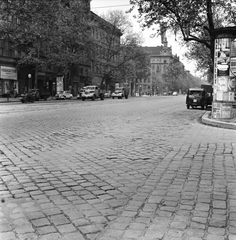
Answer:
[{"left": 186, "top": 88, "right": 210, "bottom": 109}]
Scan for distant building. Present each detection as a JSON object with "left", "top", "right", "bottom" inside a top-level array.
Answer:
[{"left": 143, "top": 35, "right": 185, "bottom": 94}]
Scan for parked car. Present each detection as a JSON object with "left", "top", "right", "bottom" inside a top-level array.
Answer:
[
  {"left": 20, "top": 91, "right": 35, "bottom": 103},
  {"left": 77, "top": 87, "right": 87, "bottom": 99},
  {"left": 63, "top": 91, "right": 73, "bottom": 99},
  {"left": 186, "top": 88, "right": 208, "bottom": 109},
  {"left": 163, "top": 92, "right": 168, "bottom": 96},
  {"left": 172, "top": 91, "right": 178, "bottom": 96},
  {"left": 104, "top": 91, "right": 111, "bottom": 98},
  {"left": 23, "top": 88, "right": 50, "bottom": 101},
  {"left": 111, "top": 88, "right": 124, "bottom": 99},
  {"left": 55, "top": 91, "right": 73, "bottom": 100},
  {"left": 81, "top": 85, "right": 104, "bottom": 101},
  {"left": 111, "top": 87, "right": 129, "bottom": 99}
]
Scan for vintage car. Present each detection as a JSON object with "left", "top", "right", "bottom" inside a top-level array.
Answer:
[
  {"left": 111, "top": 87, "right": 129, "bottom": 99},
  {"left": 81, "top": 85, "right": 104, "bottom": 101},
  {"left": 22, "top": 89, "right": 50, "bottom": 101},
  {"left": 77, "top": 87, "right": 88, "bottom": 99},
  {"left": 55, "top": 91, "right": 73, "bottom": 100},
  {"left": 186, "top": 88, "right": 208, "bottom": 109}
]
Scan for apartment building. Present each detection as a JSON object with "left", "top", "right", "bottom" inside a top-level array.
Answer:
[
  {"left": 90, "top": 11, "right": 122, "bottom": 90},
  {"left": 143, "top": 37, "right": 185, "bottom": 95},
  {"left": 0, "top": 0, "right": 121, "bottom": 97}
]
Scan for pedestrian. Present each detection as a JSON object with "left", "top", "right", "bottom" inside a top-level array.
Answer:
[{"left": 13, "top": 85, "right": 18, "bottom": 98}]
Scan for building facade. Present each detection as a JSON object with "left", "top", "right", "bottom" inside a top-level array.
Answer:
[
  {"left": 90, "top": 12, "right": 122, "bottom": 91},
  {"left": 143, "top": 37, "right": 185, "bottom": 95}
]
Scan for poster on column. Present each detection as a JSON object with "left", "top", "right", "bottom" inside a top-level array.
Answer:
[
  {"left": 215, "top": 38, "right": 230, "bottom": 76},
  {"left": 216, "top": 76, "right": 228, "bottom": 92}
]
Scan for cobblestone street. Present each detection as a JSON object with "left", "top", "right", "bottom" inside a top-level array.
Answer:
[{"left": 0, "top": 96, "right": 235, "bottom": 240}]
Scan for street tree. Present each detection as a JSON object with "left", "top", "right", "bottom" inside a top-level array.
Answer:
[
  {"left": 47, "top": 0, "right": 93, "bottom": 89},
  {"left": 184, "top": 41, "right": 213, "bottom": 83},
  {"left": 0, "top": 0, "right": 59, "bottom": 87},
  {"left": 91, "top": 10, "right": 147, "bottom": 90},
  {"left": 162, "top": 58, "right": 185, "bottom": 92},
  {"left": 0, "top": 0, "right": 93, "bottom": 89},
  {"left": 162, "top": 58, "right": 203, "bottom": 92},
  {"left": 129, "top": 0, "right": 236, "bottom": 76}
]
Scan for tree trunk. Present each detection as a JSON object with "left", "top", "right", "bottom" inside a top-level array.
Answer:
[{"left": 34, "top": 67, "right": 38, "bottom": 89}]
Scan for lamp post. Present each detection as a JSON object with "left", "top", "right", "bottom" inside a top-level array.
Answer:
[{"left": 28, "top": 74, "right": 31, "bottom": 91}]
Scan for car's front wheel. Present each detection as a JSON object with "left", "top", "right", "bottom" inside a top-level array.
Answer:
[{"left": 187, "top": 104, "right": 190, "bottom": 109}]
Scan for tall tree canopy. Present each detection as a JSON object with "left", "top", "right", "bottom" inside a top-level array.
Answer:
[
  {"left": 93, "top": 10, "right": 147, "bottom": 89},
  {"left": 0, "top": 0, "right": 93, "bottom": 87},
  {"left": 129, "top": 0, "right": 236, "bottom": 76}
]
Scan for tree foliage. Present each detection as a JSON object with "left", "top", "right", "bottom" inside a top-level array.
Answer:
[
  {"left": 129, "top": 0, "right": 236, "bottom": 76},
  {"left": 162, "top": 58, "right": 203, "bottom": 92},
  {"left": 92, "top": 10, "right": 147, "bottom": 89},
  {"left": 0, "top": 0, "right": 93, "bottom": 87}
]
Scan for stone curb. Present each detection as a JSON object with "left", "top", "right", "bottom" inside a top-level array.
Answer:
[{"left": 201, "top": 111, "right": 236, "bottom": 130}]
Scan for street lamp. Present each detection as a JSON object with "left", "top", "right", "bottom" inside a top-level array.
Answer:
[{"left": 28, "top": 74, "right": 31, "bottom": 91}]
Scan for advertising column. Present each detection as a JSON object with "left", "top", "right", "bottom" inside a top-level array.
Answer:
[{"left": 212, "top": 28, "right": 236, "bottom": 119}]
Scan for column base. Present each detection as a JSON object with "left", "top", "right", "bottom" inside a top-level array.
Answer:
[{"left": 212, "top": 101, "right": 234, "bottom": 119}]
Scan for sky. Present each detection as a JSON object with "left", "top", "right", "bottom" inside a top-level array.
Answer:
[{"left": 90, "top": 0, "right": 198, "bottom": 76}]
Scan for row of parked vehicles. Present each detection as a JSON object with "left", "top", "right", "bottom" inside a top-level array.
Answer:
[
  {"left": 20, "top": 89, "right": 50, "bottom": 103},
  {"left": 76, "top": 85, "right": 129, "bottom": 101},
  {"left": 20, "top": 85, "right": 129, "bottom": 103}
]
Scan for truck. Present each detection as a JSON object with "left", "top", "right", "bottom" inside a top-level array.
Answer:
[
  {"left": 201, "top": 84, "right": 213, "bottom": 107},
  {"left": 81, "top": 85, "right": 105, "bottom": 101}
]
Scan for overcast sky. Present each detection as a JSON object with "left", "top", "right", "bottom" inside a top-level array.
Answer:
[{"left": 90, "top": 0, "right": 198, "bottom": 75}]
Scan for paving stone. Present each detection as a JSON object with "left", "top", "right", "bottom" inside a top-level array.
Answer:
[
  {"left": 170, "top": 221, "right": 188, "bottom": 230},
  {"left": 49, "top": 214, "right": 70, "bottom": 225},
  {"left": 37, "top": 225, "right": 57, "bottom": 235},
  {"left": 208, "top": 227, "right": 225, "bottom": 236},
  {"left": 15, "top": 224, "right": 35, "bottom": 234},
  {"left": 38, "top": 233, "right": 61, "bottom": 240},
  {"left": 0, "top": 231, "right": 17, "bottom": 240},
  {"left": 56, "top": 223, "right": 77, "bottom": 233},
  {"left": 102, "top": 229, "right": 124, "bottom": 238},
  {"left": 123, "top": 229, "right": 143, "bottom": 238},
  {"left": 228, "top": 235, "right": 236, "bottom": 240},
  {"left": 206, "top": 234, "right": 225, "bottom": 240},
  {"left": 18, "top": 233, "right": 38, "bottom": 240},
  {"left": 63, "top": 232, "right": 86, "bottom": 240},
  {"left": 31, "top": 218, "right": 51, "bottom": 227},
  {"left": 143, "top": 230, "right": 164, "bottom": 239},
  {"left": 192, "top": 217, "right": 208, "bottom": 224}
]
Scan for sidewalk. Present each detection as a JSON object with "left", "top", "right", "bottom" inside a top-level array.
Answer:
[
  {"left": 0, "top": 97, "right": 21, "bottom": 103},
  {"left": 201, "top": 107, "right": 236, "bottom": 130},
  {"left": 0, "top": 96, "right": 61, "bottom": 103}
]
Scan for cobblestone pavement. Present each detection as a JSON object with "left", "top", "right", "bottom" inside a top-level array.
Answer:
[{"left": 0, "top": 96, "right": 235, "bottom": 240}]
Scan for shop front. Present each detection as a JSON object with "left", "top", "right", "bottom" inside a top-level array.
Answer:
[{"left": 0, "top": 65, "right": 18, "bottom": 97}]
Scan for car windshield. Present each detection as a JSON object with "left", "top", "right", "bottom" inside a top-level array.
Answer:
[
  {"left": 86, "top": 86, "right": 95, "bottom": 90},
  {"left": 189, "top": 91, "right": 203, "bottom": 96}
]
